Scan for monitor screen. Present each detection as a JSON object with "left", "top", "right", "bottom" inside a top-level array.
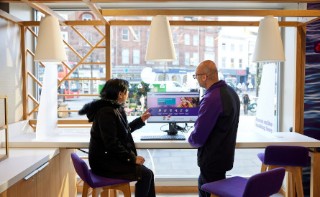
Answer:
[{"left": 147, "top": 92, "right": 200, "bottom": 123}]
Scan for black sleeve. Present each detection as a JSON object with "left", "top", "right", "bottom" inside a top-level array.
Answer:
[
  {"left": 128, "top": 117, "right": 145, "bottom": 133},
  {"left": 96, "top": 108, "right": 136, "bottom": 164}
]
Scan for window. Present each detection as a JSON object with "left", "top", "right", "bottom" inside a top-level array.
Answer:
[
  {"left": 193, "top": 35, "right": 199, "bottom": 46},
  {"left": 230, "top": 58, "right": 235, "bottom": 67},
  {"left": 191, "top": 52, "right": 199, "bottom": 66},
  {"left": 61, "top": 31, "right": 68, "bottom": 43},
  {"left": 32, "top": 14, "right": 278, "bottom": 132},
  {"left": 239, "top": 44, "right": 244, "bottom": 52},
  {"left": 239, "top": 59, "right": 243, "bottom": 68},
  {"left": 122, "top": 49, "right": 129, "bottom": 64},
  {"left": 172, "top": 48, "right": 179, "bottom": 65},
  {"left": 221, "top": 57, "right": 226, "bottom": 68},
  {"left": 222, "top": 43, "right": 226, "bottom": 51},
  {"left": 205, "top": 35, "right": 214, "bottom": 47},
  {"left": 29, "top": 13, "right": 282, "bottom": 181},
  {"left": 231, "top": 43, "right": 235, "bottom": 51},
  {"left": 172, "top": 32, "right": 178, "bottom": 44},
  {"left": 133, "top": 29, "right": 140, "bottom": 41},
  {"left": 111, "top": 48, "right": 115, "bottom": 65},
  {"left": 184, "top": 34, "right": 190, "bottom": 45},
  {"left": 122, "top": 29, "right": 129, "bottom": 41},
  {"left": 204, "top": 52, "right": 214, "bottom": 60},
  {"left": 184, "top": 52, "right": 190, "bottom": 65},
  {"left": 81, "top": 13, "right": 93, "bottom": 21},
  {"left": 133, "top": 49, "right": 140, "bottom": 64}
]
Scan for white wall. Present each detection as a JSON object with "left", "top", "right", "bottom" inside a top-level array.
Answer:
[
  {"left": 0, "top": 4, "right": 32, "bottom": 124},
  {"left": 279, "top": 26, "right": 297, "bottom": 133},
  {"left": 278, "top": 3, "right": 302, "bottom": 133},
  {"left": 0, "top": 18, "right": 22, "bottom": 123}
]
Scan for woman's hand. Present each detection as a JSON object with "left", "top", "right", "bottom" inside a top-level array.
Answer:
[
  {"left": 141, "top": 108, "right": 151, "bottom": 122},
  {"left": 135, "top": 156, "right": 145, "bottom": 165}
]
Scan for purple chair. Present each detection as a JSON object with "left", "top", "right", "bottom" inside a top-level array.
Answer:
[
  {"left": 201, "top": 167, "right": 285, "bottom": 197},
  {"left": 71, "top": 153, "right": 131, "bottom": 197},
  {"left": 257, "top": 145, "right": 310, "bottom": 197}
]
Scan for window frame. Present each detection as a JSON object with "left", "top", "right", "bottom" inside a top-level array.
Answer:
[{"left": 25, "top": 13, "right": 292, "bottom": 131}]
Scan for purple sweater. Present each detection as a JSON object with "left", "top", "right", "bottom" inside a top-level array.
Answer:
[{"left": 188, "top": 80, "right": 240, "bottom": 172}]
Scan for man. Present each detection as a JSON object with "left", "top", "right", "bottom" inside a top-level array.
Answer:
[
  {"left": 188, "top": 60, "right": 240, "bottom": 197},
  {"left": 243, "top": 93, "right": 250, "bottom": 115}
]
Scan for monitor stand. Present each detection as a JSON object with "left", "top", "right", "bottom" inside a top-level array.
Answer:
[{"left": 167, "top": 122, "right": 178, "bottom": 135}]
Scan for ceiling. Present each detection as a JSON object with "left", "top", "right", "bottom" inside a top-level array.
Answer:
[
  {"left": 45, "top": 2, "right": 299, "bottom": 10},
  {"left": 2, "top": 0, "right": 311, "bottom": 10}
]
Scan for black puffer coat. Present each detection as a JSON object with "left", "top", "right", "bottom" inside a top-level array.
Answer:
[{"left": 79, "top": 99, "right": 145, "bottom": 180}]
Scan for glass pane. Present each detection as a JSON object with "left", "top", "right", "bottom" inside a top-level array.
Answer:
[{"left": 33, "top": 11, "right": 281, "bottom": 179}]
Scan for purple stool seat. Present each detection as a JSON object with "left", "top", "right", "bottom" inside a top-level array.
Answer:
[
  {"left": 71, "top": 153, "right": 132, "bottom": 197},
  {"left": 201, "top": 168, "right": 285, "bottom": 197},
  {"left": 86, "top": 169, "right": 130, "bottom": 188},
  {"left": 257, "top": 145, "right": 310, "bottom": 197},
  {"left": 258, "top": 145, "right": 310, "bottom": 167}
]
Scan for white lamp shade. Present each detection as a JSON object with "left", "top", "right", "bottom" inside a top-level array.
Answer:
[
  {"left": 145, "top": 15, "right": 176, "bottom": 61},
  {"left": 253, "top": 16, "right": 285, "bottom": 62},
  {"left": 34, "top": 15, "right": 67, "bottom": 62}
]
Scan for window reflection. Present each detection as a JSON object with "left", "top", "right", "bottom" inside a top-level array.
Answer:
[
  {"left": 33, "top": 11, "right": 279, "bottom": 134},
  {"left": 31, "top": 11, "right": 281, "bottom": 181}
]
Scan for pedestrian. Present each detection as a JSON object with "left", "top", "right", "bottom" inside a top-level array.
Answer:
[
  {"left": 79, "top": 78, "right": 156, "bottom": 197},
  {"left": 243, "top": 93, "right": 250, "bottom": 115},
  {"left": 189, "top": 60, "right": 240, "bottom": 197}
]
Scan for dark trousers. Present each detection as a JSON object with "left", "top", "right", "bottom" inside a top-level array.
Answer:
[
  {"left": 243, "top": 104, "right": 248, "bottom": 114},
  {"left": 198, "top": 170, "right": 226, "bottom": 197},
  {"left": 135, "top": 165, "right": 156, "bottom": 197}
]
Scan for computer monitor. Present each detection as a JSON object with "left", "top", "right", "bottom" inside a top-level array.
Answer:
[{"left": 147, "top": 91, "right": 200, "bottom": 135}]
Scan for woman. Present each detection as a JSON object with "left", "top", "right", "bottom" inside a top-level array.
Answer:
[{"left": 79, "top": 78, "right": 155, "bottom": 197}]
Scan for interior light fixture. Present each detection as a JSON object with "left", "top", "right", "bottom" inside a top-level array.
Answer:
[
  {"left": 253, "top": 15, "right": 285, "bottom": 62},
  {"left": 145, "top": 15, "right": 176, "bottom": 61},
  {"left": 34, "top": 16, "right": 67, "bottom": 62},
  {"left": 34, "top": 15, "right": 67, "bottom": 139}
]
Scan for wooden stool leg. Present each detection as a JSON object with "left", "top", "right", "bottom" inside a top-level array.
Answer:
[
  {"left": 261, "top": 163, "right": 268, "bottom": 172},
  {"left": 120, "top": 184, "right": 131, "bottom": 197},
  {"left": 82, "top": 183, "right": 90, "bottom": 197},
  {"left": 111, "top": 183, "right": 131, "bottom": 197},
  {"left": 101, "top": 184, "right": 130, "bottom": 197},
  {"left": 92, "top": 189, "right": 98, "bottom": 197},
  {"left": 110, "top": 189, "right": 117, "bottom": 197},
  {"left": 292, "top": 167, "right": 304, "bottom": 197},
  {"left": 100, "top": 189, "right": 110, "bottom": 197},
  {"left": 92, "top": 188, "right": 103, "bottom": 197},
  {"left": 286, "top": 172, "right": 294, "bottom": 197}
]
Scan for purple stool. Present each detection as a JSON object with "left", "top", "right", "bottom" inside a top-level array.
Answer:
[
  {"left": 201, "top": 167, "right": 285, "bottom": 197},
  {"left": 71, "top": 153, "right": 131, "bottom": 197},
  {"left": 257, "top": 145, "right": 310, "bottom": 197}
]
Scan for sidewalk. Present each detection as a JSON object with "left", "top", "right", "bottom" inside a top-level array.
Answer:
[{"left": 138, "top": 115, "right": 262, "bottom": 182}]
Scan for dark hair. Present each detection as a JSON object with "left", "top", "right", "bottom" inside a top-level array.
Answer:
[{"left": 100, "top": 78, "right": 129, "bottom": 100}]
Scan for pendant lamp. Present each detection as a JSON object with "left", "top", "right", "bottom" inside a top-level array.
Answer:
[
  {"left": 34, "top": 16, "right": 67, "bottom": 62},
  {"left": 253, "top": 15, "right": 285, "bottom": 62},
  {"left": 34, "top": 15, "right": 67, "bottom": 139},
  {"left": 145, "top": 15, "right": 176, "bottom": 61}
]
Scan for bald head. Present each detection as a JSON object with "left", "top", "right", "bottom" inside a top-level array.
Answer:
[
  {"left": 195, "top": 60, "right": 219, "bottom": 89},
  {"left": 197, "top": 59, "right": 218, "bottom": 80}
]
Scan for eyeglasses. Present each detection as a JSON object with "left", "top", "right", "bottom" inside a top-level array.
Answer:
[{"left": 193, "top": 73, "right": 207, "bottom": 79}]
